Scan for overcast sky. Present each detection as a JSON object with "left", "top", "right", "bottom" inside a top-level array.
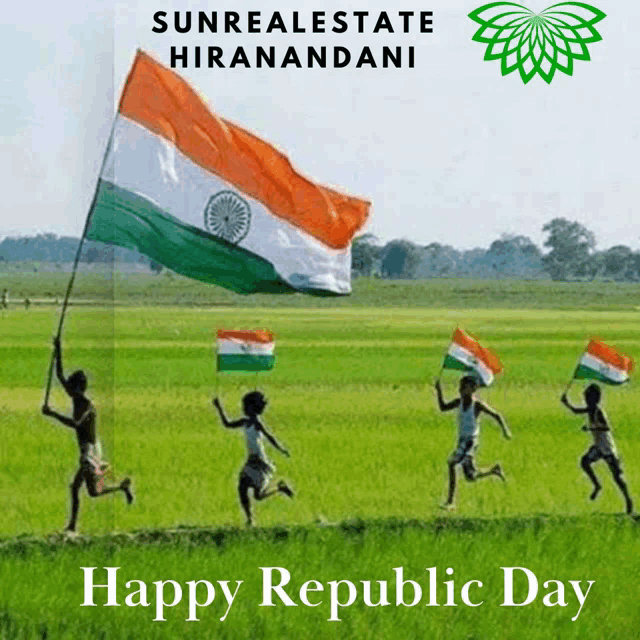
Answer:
[{"left": 1, "top": 0, "right": 638, "bottom": 250}]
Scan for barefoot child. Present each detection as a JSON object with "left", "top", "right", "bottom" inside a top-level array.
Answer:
[
  {"left": 435, "top": 375, "right": 511, "bottom": 508},
  {"left": 42, "top": 336, "right": 133, "bottom": 532},
  {"left": 213, "top": 392, "right": 293, "bottom": 526},
  {"left": 561, "top": 384, "right": 633, "bottom": 514}
]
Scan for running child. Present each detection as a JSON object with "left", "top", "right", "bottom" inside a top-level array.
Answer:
[
  {"left": 213, "top": 392, "right": 293, "bottom": 526},
  {"left": 42, "top": 336, "right": 133, "bottom": 532},
  {"left": 435, "top": 375, "right": 511, "bottom": 508},
  {"left": 561, "top": 384, "right": 633, "bottom": 514}
]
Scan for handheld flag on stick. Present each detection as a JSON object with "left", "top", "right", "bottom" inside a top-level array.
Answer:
[
  {"left": 217, "top": 330, "right": 275, "bottom": 372},
  {"left": 441, "top": 328, "right": 503, "bottom": 387},
  {"left": 85, "top": 50, "right": 371, "bottom": 296},
  {"left": 572, "top": 339, "right": 633, "bottom": 386}
]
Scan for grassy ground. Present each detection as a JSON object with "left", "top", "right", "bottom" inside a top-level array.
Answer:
[
  {"left": 1, "top": 299, "right": 639, "bottom": 637},
  {"left": 1, "top": 517, "right": 638, "bottom": 639},
  {"left": 1, "top": 268, "right": 639, "bottom": 309}
]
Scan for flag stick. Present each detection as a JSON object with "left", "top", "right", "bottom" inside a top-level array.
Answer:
[
  {"left": 434, "top": 335, "right": 451, "bottom": 384},
  {"left": 563, "top": 353, "right": 582, "bottom": 395},
  {"left": 43, "top": 122, "right": 117, "bottom": 406},
  {"left": 435, "top": 327, "right": 458, "bottom": 384}
]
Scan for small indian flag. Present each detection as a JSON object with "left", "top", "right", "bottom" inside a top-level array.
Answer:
[
  {"left": 217, "top": 330, "right": 275, "bottom": 372},
  {"left": 573, "top": 339, "right": 633, "bottom": 385},
  {"left": 85, "top": 50, "right": 370, "bottom": 296},
  {"left": 442, "top": 328, "right": 503, "bottom": 387}
]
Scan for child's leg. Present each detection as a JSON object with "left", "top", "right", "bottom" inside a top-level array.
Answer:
[
  {"left": 238, "top": 475, "right": 253, "bottom": 525},
  {"left": 66, "top": 468, "right": 85, "bottom": 532},
  {"left": 580, "top": 448, "right": 602, "bottom": 500},
  {"left": 254, "top": 485, "right": 278, "bottom": 501},
  {"left": 445, "top": 440, "right": 470, "bottom": 506},
  {"left": 86, "top": 473, "right": 132, "bottom": 503},
  {"left": 605, "top": 457, "right": 633, "bottom": 514},
  {"left": 444, "top": 461, "right": 457, "bottom": 506},
  {"left": 473, "top": 464, "right": 505, "bottom": 481},
  {"left": 277, "top": 480, "right": 294, "bottom": 498}
]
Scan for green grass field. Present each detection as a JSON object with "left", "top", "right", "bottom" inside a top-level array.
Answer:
[
  {"left": 2, "top": 269, "right": 639, "bottom": 309},
  {"left": 1, "top": 289, "right": 639, "bottom": 638}
]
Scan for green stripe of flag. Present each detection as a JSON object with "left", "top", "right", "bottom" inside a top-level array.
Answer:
[
  {"left": 573, "top": 364, "right": 626, "bottom": 386},
  {"left": 87, "top": 180, "right": 298, "bottom": 295},
  {"left": 217, "top": 354, "right": 275, "bottom": 372},
  {"left": 443, "top": 354, "right": 471, "bottom": 372}
]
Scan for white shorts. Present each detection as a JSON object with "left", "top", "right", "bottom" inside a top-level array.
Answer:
[
  {"left": 449, "top": 437, "right": 478, "bottom": 481},
  {"left": 240, "top": 456, "right": 274, "bottom": 492},
  {"left": 583, "top": 444, "right": 619, "bottom": 466}
]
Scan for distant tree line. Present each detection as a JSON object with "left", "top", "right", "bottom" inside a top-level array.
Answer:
[
  {"left": 352, "top": 218, "right": 640, "bottom": 282},
  {"left": 0, "top": 234, "right": 164, "bottom": 273},
  {"left": 1, "top": 218, "right": 638, "bottom": 282}
]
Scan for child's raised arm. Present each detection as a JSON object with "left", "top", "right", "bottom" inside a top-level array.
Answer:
[
  {"left": 212, "top": 397, "right": 245, "bottom": 428},
  {"left": 53, "top": 337, "right": 65, "bottom": 385},
  {"left": 560, "top": 392, "right": 588, "bottom": 415},
  {"left": 478, "top": 401, "right": 511, "bottom": 439},
  {"left": 434, "top": 380, "right": 460, "bottom": 412},
  {"left": 53, "top": 337, "right": 75, "bottom": 397}
]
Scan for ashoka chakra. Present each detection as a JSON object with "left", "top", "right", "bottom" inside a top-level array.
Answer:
[{"left": 204, "top": 191, "right": 251, "bottom": 244}]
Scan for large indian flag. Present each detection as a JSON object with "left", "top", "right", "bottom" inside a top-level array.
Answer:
[
  {"left": 85, "top": 50, "right": 371, "bottom": 295},
  {"left": 217, "top": 330, "right": 275, "bottom": 372},
  {"left": 442, "top": 328, "right": 503, "bottom": 387},
  {"left": 574, "top": 339, "right": 633, "bottom": 385}
]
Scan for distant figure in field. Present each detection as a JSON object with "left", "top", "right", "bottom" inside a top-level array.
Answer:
[
  {"left": 562, "top": 384, "right": 633, "bottom": 514},
  {"left": 24, "top": 297, "right": 31, "bottom": 310},
  {"left": 1, "top": 288, "right": 8, "bottom": 309},
  {"left": 42, "top": 336, "right": 133, "bottom": 532},
  {"left": 213, "top": 392, "right": 293, "bottom": 526},
  {"left": 435, "top": 375, "right": 511, "bottom": 509}
]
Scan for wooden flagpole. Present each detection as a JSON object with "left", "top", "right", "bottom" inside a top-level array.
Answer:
[{"left": 43, "top": 122, "right": 117, "bottom": 406}]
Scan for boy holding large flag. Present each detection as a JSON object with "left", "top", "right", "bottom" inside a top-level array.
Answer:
[
  {"left": 42, "top": 337, "right": 134, "bottom": 532},
  {"left": 561, "top": 340, "right": 634, "bottom": 514},
  {"left": 436, "top": 329, "right": 511, "bottom": 509}
]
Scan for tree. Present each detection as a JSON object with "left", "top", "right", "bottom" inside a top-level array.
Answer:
[
  {"left": 631, "top": 252, "right": 640, "bottom": 281},
  {"left": 542, "top": 218, "right": 595, "bottom": 281},
  {"left": 380, "top": 240, "right": 421, "bottom": 279},
  {"left": 603, "top": 245, "right": 634, "bottom": 280},
  {"left": 418, "top": 243, "right": 459, "bottom": 277},
  {"left": 351, "top": 233, "right": 381, "bottom": 277},
  {"left": 485, "top": 234, "right": 542, "bottom": 278}
]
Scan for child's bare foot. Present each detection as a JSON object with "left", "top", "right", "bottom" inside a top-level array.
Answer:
[
  {"left": 440, "top": 502, "right": 455, "bottom": 511},
  {"left": 121, "top": 478, "right": 134, "bottom": 505},
  {"left": 492, "top": 464, "right": 506, "bottom": 482},
  {"left": 589, "top": 485, "right": 601, "bottom": 501},
  {"left": 278, "top": 480, "right": 294, "bottom": 498}
]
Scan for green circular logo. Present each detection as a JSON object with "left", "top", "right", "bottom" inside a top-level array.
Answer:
[{"left": 469, "top": 2, "right": 606, "bottom": 84}]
